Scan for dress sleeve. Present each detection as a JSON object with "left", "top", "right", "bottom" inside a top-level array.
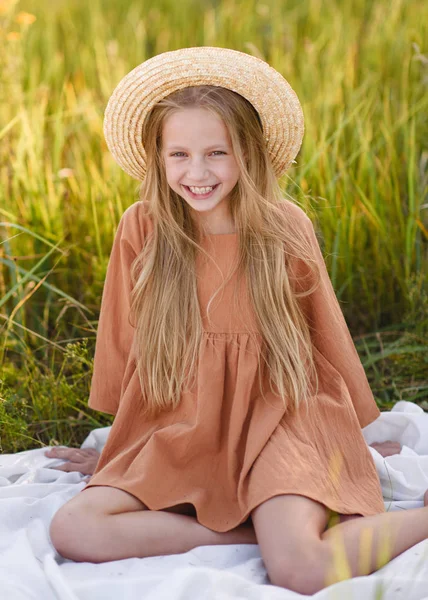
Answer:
[
  {"left": 88, "top": 207, "right": 140, "bottom": 416},
  {"left": 292, "top": 210, "right": 380, "bottom": 428}
]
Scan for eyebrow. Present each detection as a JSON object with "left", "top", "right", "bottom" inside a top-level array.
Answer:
[{"left": 164, "top": 144, "right": 228, "bottom": 151}]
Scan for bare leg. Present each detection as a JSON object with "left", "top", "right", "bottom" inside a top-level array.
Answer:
[
  {"left": 252, "top": 491, "right": 428, "bottom": 595},
  {"left": 322, "top": 503, "right": 428, "bottom": 581},
  {"left": 84, "top": 511, "right": 255, "bottom": 562},
  {"left": 50, "top": 486, "right": 256, "bottom": 563}
]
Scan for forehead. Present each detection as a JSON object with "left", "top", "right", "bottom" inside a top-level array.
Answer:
[{"left": 162, "top": 107, "right": 230, "bottom": 147}]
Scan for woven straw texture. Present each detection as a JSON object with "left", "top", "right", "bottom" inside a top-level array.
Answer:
[{"left": 103, "top": 46, "right": 304, "bottom": 181}]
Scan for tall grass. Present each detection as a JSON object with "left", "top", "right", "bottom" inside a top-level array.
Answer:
[{"left": 0, "top": 0, "right": 427, "bottom": 452}]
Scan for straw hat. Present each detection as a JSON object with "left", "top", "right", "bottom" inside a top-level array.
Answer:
[{"left": 103, "top": 46, "right": 304, "bottom": 181}]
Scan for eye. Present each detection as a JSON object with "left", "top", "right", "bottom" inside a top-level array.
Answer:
[{"left": 168, "top": 150, "right": 226, "bottom": 157}]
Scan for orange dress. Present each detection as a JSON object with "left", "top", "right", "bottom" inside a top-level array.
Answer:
[{"left": 83, "top": 199, "right": 384, "bottom": 531}]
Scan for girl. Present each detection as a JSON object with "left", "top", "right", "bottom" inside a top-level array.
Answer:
[{"left": 48, "top": 47, "right": 428, "bottom": 595}]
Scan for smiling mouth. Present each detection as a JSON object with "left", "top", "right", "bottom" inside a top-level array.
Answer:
[{"left": 182, "top": 184, "right": 220, "bottom": 197}]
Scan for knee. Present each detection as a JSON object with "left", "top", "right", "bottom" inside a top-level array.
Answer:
[
  {"left": 267, "top": 547, "right": 330, "bottom": 595},
  {"left": 49, "top": 502, "right": 102, "bottom": 563}
]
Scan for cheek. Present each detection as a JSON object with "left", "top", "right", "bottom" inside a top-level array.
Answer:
[
  {"left": 164, "top": 163, "right": 181, "bottom": 184},
  {"left": 222, "top": 162, "right": 241, "bottom": 183}
]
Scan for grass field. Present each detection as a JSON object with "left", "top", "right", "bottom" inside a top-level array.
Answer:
[{"left": 0, "top": 0, "right": 427, "bottom": 452}]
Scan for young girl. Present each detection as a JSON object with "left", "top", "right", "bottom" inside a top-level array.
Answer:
[{"left": 48, "top": 47, "right": 428, "bottom": 594}]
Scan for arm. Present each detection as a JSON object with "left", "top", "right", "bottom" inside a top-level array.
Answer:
[
  {"left": 88, "top": 206, "right": 141, "bottom": 416},
  {"left": 291, "top": 208, "right": 381, "bottom": 429}
]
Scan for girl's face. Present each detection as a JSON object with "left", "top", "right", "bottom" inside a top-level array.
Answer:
[{"left": 161, "top": 107, "right": 240, "bottom": 231}]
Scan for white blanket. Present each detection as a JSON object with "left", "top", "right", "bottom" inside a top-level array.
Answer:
[{"left": 1, "top": 400, "right": 428, "bottom": 600}]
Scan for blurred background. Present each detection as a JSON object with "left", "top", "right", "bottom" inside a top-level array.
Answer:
[{"left": 0, "top": 0, "right": 427, "bottom": 453}]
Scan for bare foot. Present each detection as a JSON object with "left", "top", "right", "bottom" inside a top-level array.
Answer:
[{"left": 424, "top": 490, "right": 428, "bottom": 507}]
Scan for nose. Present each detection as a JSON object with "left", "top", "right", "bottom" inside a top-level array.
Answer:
[{"left": 186, "top": 156, "right": 210, "bottom": 182}]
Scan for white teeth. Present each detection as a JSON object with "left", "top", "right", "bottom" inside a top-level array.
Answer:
[{"left": 188, "top": 185, "right": 215, "bottom": 194}]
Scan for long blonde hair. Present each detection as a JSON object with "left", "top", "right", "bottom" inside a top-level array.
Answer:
[{"left": 129, "top": 85, "right": 321, "bottom": 418}]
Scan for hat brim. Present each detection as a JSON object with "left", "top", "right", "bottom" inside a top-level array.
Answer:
[{"left": 103, "top": 46, "right": 304, "bottom": 181}]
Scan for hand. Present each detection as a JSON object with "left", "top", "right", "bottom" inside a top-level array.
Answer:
[
  {"left": 369, "top": 440, "right": 402, "bottom": 458},
  {"left": 44, "top": 446, "right": 100, "bottom": 478}
]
